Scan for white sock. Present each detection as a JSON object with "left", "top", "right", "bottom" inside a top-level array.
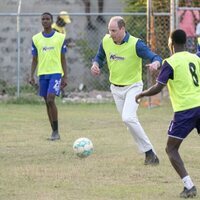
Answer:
[{"left": 182, "top": 175, "right": 194, "bottom": 190}]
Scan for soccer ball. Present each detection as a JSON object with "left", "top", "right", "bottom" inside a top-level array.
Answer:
[{"left": 73, "top": 137, "right": 93, "bottom": 158}]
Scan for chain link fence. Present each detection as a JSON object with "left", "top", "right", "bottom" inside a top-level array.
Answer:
[
  {"left": 0, "top": 0, "right": 199, "bottom": 102},
  {"left": 0, "top": 12, "right": 170, "bottom": 100}
]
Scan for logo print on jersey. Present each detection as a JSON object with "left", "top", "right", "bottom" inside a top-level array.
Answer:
[
  {"left": 42, "top": 46, "right": 54, "bottom": 52},
  {"left": 109, "top": 53, "right": 125, "bottom": 61}
]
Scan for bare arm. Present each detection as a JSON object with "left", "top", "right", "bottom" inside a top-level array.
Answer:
[
  {"left": 61, "top": 53, "right": 67, "bottom": 89},
  {"left": 135, "top": 82, "right": 165, "bottom": 103},
  {"left": 30, "top": 55, "right": 38, "bottom": 85}
]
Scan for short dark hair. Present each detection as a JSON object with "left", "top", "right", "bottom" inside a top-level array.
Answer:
[
  {"left": 41, "top": 12, "right": 53, "bottom": 21},
  {"left": 171, "top": 29, "right": 186, "bottom": 45},
  {"left": 117, "top": 18, "right": 125, "bottom": 29}
]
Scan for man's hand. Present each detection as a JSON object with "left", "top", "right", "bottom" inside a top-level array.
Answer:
[
  {"left": 146, "top": 61, "right": 161, "bottom": 71},
  {"left": 29, "top": 77, "right": 35, "bottom": 86},
  {"left": 61, "top": 77, "right": 67, "bottom": 89},
  {"left": 135, "top": 93, "right": 143, "bottom": 104},
  {"left": 91, "top": 63, "right": 101, "bottom": 76}
]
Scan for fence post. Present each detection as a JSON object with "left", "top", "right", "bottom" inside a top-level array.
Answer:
[
  {"left": 170, "top": 0, "right": 176, "bottom": 33},
  {"left": 17, "top": 0, "right": 22, "bottom": 97}
]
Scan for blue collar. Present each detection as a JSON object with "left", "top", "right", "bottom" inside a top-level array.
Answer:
[
  {"left": 123, "top": 32, "right": 130, "bottom": 42},
  {"left": 120, "top": 32, "right": 130, "bottom": 44},
  {"left": 42, "top": 30, "right": 55, "bottom": 38}
]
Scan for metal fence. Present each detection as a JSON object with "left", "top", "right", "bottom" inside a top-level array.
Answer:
[
  {"left": 0, "top": 12, "right": 171, "bottom": 99},
  {"left": 0, "top": 0, "right": 199, "bottom": 101},
  {"left": 0, "top": 0, "right": 200, "bottom": 103}
]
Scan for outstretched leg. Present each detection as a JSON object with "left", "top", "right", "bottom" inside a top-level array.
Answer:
[{"left": 166, "top": 137, "right": 196, "bottom": 198}]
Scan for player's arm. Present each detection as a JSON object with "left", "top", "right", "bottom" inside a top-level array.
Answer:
[
  {"left": 30, "top": 55, "right": 38, "bottom": 86},
  {"left": 136, "top": 40, "right": 162, "bottom": 71},
  {"left": 91, "top": 42, "right": 106, "bottom": 76},
  {"left": 135, "top": 83, "right": 165, "bottom": 103},
  {"left": 30, "top": 40, "right": 38, "bottom": 85},
  {"left": 61, "top": 53, "right": 67, "bottom": 88},
  {"left": 135, "top": 60, "right": 173, "bottom": 103},
  {"left": 61, "top": 39, "right": 67, "bottom": 88},
  {"left": 29, "top": 56, "right": 37, "bottom": 86}
]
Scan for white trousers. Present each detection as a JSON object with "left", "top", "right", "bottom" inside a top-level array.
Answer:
[{"left": 110, "top": 81, "right": 155, "bottom": 153}]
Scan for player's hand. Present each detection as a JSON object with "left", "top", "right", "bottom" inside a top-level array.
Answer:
[
  {"left": 135, "top": 93, "right": 143, "bottom": 104},
  {"left": 91, "top": 64, "right": 101, "bottom": 76},
  {"left": 29, "top": 77, "right": 35, "bottom": 86},
  {"left": 61, "top": 77, "right": 67, "bottom": 89},
  {"left": 146, "top": 61, "right": 160, "bottom": 71}
]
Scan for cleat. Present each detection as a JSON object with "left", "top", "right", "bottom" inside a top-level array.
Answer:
[
  {"left": 87, "top": 22, "right": 96, "bottom": 30},
  {"left": 96, "top": 15, "right": 106, "bottom": 23},
  {"left": 144, "top": 153, "right": 159, "bottom": 165},
  {"left": 47, "top": 131, "right": 60, "bottom": 141},
  {"left": 180, "top": 186, "right": 197, "bottom": 198}
]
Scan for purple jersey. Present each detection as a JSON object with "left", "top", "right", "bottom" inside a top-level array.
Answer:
[{"left": 156, "top": 61, "right": 173, "bottom": 85}]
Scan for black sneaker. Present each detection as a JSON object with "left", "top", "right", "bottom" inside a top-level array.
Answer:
[
  {"left": 180, "top": 186, "right": 197, "bottom": 198},
  {"left": 87, "top": 22, "right": 96, "bottom": 30},
  {"left": 48, "top": 131, "right": 60, "bottom": 141},
  {"left": 96, "top": 15, "right": 106, "bottom": 23},
  {"left": 144, "top": 153, "right": 159, "bottom": 165}
]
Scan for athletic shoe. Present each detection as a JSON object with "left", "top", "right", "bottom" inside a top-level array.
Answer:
[
  {"left": 48, "top": 131, "right": 60, "bottom": 141},
  {"left": 144, "top": 153, "right": 159, "bottom": 165},
  {"left": 180, "top": 186, "right": 197, "bottom": 198},
  {"left": 87, "top": 22, "right": 96, "bottom": 30},
  {"left": 96, "top": 15, "right": 106, "bottom": 23}
]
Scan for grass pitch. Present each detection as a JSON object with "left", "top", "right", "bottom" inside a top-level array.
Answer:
[{"left": 0, "top": 99, "right": 200, "bottom": 200}]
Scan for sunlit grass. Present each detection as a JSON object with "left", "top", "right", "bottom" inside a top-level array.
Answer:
[{"left": 0, "top": 100, "right": 200, "bottom": 200}]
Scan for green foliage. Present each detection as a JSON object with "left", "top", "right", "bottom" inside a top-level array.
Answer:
[
  {"left": 123, "top": 0, "right": 147, "bottom": 12},
  {"left": 76, "top": 39, "right": 96, "bottom": 67},
  {"left": 179, "top": 0, "right": 200, "bottom": 6},
  {"left": 5, "top": 96, "right": 43, "bottom": 104},
  {"left": 0, "top": 79, "right": 15, "bottom": 96},
  {"left": 0, "top": 81, "right": 38, "bottom": 97},
  {"left": 124, "top": 0, "right": 170, "bottom": 12},
  {"left": 125, "top": 16, "right": 147, "bottom": 41}
]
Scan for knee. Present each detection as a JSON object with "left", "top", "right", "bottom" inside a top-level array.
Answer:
[
  {"left": 46, "top": 97, "right": 54, "bottom": 106},
  {"left": 165, "top": 145, "right": 175, "bottom": 160},
  {"left": 122, "top": 115, "right": 138, "bottom": 125},
  {"left": 165, "top": 145, "right": 169, "bottom": 155}
]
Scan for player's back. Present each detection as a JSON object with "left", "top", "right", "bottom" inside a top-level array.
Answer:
[{"left": 165, "top": 51, "right": 200, "bottom": 112}]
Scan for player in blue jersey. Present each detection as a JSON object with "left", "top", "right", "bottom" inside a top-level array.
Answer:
[
  {"left": 136, "top": 29, "right": 200, "bottom": 198},
  {"left": 30, "top": 12, "right": 67, "bottom": 141},
  {"left": 91, "top": 16, "right": 162, "bottom": 165}
]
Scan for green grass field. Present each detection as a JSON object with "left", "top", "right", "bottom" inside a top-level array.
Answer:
[{"left": 0, "top": 99, "right": 200, "bottom": 200}]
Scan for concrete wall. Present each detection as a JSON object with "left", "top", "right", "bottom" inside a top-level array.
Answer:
[{"left": 0, "top": 0, "right": 124, "bottom": 91}]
